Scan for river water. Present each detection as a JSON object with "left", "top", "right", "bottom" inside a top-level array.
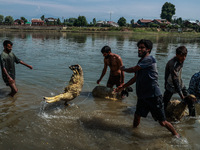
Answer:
[{"left": 0, "top": 31, "right": 200, "bottom": 150}]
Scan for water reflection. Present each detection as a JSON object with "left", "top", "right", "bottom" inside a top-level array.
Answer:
[{"left": 0, "top": 31, "right": 200, "bottom": 149}]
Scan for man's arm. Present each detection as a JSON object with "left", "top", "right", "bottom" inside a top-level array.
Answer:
[
  {"left": 121, "top": 65, "right": 142, "bottom": 73},
  {"left": 20, "top": 61, "right": 33, "bottom": 69},
  {"left": 97, "top": 59, "right": 108, "bottom": 84},
  {"left": 2, "top": 67, "right": 15, "bottom": 84},
  {"left": 115, "top": 74, "right": 136, "bottom": 92},
  {"left": 188, "top": 74, "right": 198, "bottom": 96},
  {"left": 170, "top": 66, "right": 184, "bottom": 100},
  {"left": 117, "top": 56, "right": 124, "bottom": 85},
  {"left": 1, "top": 57, "right": 15, "bottom": 84}
]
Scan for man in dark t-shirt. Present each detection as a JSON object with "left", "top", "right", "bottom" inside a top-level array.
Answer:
[
  {"left": 163, "top": 46, "right": 195, "bottom": 116},
  {"left": 115, "top": 39, "right": 179, "bottom": 137},
  {"left": 0, "top": 40, "right": 33, "bottom": 96}
]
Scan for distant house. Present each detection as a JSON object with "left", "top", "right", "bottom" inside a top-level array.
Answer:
[
  {"left": 152, "top": 19, "right": 171, "bottom": 25},
  {"left": 45, "top": 18, "right": 57, "bottom": 24},
  {"left": 137, "top": 19, "right": 152, "bottom": 26},
  {"left": 107, "top": 21, "right": 119, "bottom": 27},
  {"left": 14, "top": 19, "right": 24, "bottom": 25},
  {"left": 132, "top": 23, "right": 140, "bottom": 27},
  {"left": 96, "top": 21, "right": 106, "bottom": 27},
  {"left": 25, "top": 22, "right": 31, "bottom": 26},
  {"left": 184, "top": 20, "right": 198, "bottom": 26},
  {"left": 31, "top": 19, "right": 44, "bottom": 26},
  {"left": 96, "top": 21, "right": 119, "bottom": 27}
]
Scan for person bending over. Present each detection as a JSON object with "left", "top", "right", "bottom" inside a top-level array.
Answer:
[{"left": 97, "top": 46, "right": 124, "bottom": 88}]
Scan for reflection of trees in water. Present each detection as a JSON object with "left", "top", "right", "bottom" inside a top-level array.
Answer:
[
  {"left": 1, "top": 32, "right": 200, "bottom": 53},
  {"left": 128, "top": 33, "right": 156, "bottom": 43},
  {"left": 65, "top": 33, "right": 87, "bottom": 44},
  {"left": 155, "top": 35, "right": 200, "bottom": 55},
  {"left": 156, "top": 36, "right": 170, "bottom": 54},
  {"left": 0, "top": 32, "right": 15, "bottom": 40},
  {"left": 128, "top": 33, "right": 200, "bottom": 52},
  {"left": 32, "top": 32, "right": 62, "bottom": 40},
  {"left": 116, "top": 34, "right": 125, "bottom": 48}
]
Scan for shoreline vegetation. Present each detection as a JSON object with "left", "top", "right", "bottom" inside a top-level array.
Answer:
[{"left": 1, "top": 25, "right": 200, "bottom": 37}]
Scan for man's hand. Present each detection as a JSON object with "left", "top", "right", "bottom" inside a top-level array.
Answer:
[
  {"left": 180, "top": 94, "right": 185, "bottom": 100},
  {"left": 114, "top": 85, "right": 124, "bottom": 93},
  {"left": 97, "top": 79, "right": 101, "bottom": 84},
  {"left": 28, "top": 65, "right": 33, "bottom": 69},
  {"left": 120, "top": 83, "right": 124, "bottom": 87},
  {"left": 120, "top": 66, "right": 125, "bottom": 71}
]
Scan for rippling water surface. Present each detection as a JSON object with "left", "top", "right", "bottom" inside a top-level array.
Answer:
[{"left": 0, "top": 31, "right": 200, "bottom": 150}]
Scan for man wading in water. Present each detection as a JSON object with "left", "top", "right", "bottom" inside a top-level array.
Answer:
[
  {"left": 97, "top": 46, "right": 124, "bottom": 88},
  {"left": 0, "top": 40, "right": 33, "bottom": 97},
  {"left": 115, "top": 39, "right": 179, "bottom": 137}
]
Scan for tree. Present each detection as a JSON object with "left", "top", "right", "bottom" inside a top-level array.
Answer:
[
  {"left": 73, "top": 16, "right": 88, "bottom": 27},
  {"left": 176, "top": 17, "right": 183, "bottom": 25},
  {"left": 0, "top": 15, "right": 4, "bottom": 23},
  {"left": 160, "top": 2, "right": 175, "bottom": 22},
  {"left": 93, "top": 18, "right": 96, "bottom": 26},
  {"left": 130, "top": 19, "right": 135, "bottom": 27},
  {"left": 4, "top": 16, "right": 14, "bottom": 25},
  {"left": 41, "top": 15, "right": 45, "bottom": 21},
  {"left": 57, "top": 18, "right": 61, "bottom": 25},
  {"left": 117, "top": 17, "right": 126, "bottom": 27},
  {"left": 130, "top": 19, "right": 134, "bottom": 25},
  {"left": 20, "top": 17, "right": 27, "bottom": 23},
  {"left": 64, "top": 18, "right": 76, "bottom": 26}
]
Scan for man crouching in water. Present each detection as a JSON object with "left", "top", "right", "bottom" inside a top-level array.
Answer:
[
  {"left": 97, "top": 46, "right": 124, "bottom": 88},
  {"left": 115, "top": 39, "right": 179, "bottom": 138}
]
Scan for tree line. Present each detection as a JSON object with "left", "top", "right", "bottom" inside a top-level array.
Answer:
[
  {"left": 0, "top": 14, "right": 130, "bottom": 27},
  {"left": 0, "top": 2, "right": 199, "bottom": 32}
]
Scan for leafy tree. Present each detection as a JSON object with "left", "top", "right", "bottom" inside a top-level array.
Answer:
[
  {"left": 0, "top": 15, "right": 4, "bottom": 23},
  {"left": 130, "top": 19, "right": 134, "bottom": 27},
  {"left": 73, "top": 16, "right": 88, "bottom": 27},
  {"left": 20, "top": 17, "right": 28, "bottom": 23},
  {"left": 176, "top": 17, "right": 183, "bottom": 25},
  {"left": 93, "top": 18, "right": 96, "bottom": 26},
  {"left": 41, "top": 15, "right": 45, "bottom": 21},
  {"left": 57, "top": 18, "right": 61, "bottom": 25},
  {"left": 160, "top": 2, "right": 175, "bottom": 22},
  {"left": 117, "top": 17, "right": 126, "bottom": 27},
  {"left": 69, "top": 18, "right": 76, "bottom": 23},
  {"left": 4, "top": 16, "right": 14, "bottom": 25},
  {"left": 64, "top": 18, "right": 77, "bottom": 26},
  {"left": 149, "top": 23, "right": 159, "bottom": 28},
  {"left": 130, "top": 19, "right": 134, "bottom": 25}
]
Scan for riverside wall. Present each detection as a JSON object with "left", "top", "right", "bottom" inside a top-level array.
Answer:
[{"left": 0, "top": 25, "right": 64, "bottom": 31}]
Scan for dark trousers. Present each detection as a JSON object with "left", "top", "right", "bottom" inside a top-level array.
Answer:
[{"left": 163, "top": 87, "right": 196, "bottom": 116}]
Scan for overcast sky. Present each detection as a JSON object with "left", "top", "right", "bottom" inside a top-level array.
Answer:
[{"left": 0, "top": 0, "right": 199, "bottom": 23}]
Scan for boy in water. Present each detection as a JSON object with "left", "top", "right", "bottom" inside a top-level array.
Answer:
[
  {"left": 115, "top": 39, "right": 179, "bottom": 137},
  {"left": 97, "top": 46, "right": 124, "bottom": 88},
  {"left": 0, "top": 40, "right": 33, "bottom": 96}
]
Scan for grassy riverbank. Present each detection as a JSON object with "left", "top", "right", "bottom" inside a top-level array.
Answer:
[{"left": 0, "top": 25, "right": 200, "bottom": 37}]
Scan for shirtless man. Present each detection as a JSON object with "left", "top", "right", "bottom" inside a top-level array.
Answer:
[{"left": 97, "top": 46, "right": 124, "bottom": 88}]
